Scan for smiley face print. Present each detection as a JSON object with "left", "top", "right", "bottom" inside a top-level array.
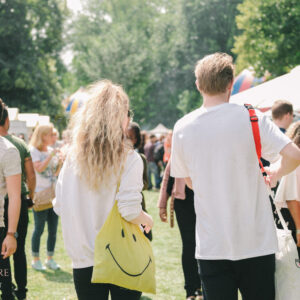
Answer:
[{"left": 105, "top": 228, "right": 152, "bottom": 277}]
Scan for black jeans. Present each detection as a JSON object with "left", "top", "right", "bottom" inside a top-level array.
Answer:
[
  {"left": 0, "top": 228, "right": 14, "bottom": 300},
  {"left": 174, "top": 187, "right": 201, "bottom": 298},
  {"left": 73, "top": 266, "right": 142, "bottom": 300},
  {"left": 4, "top": 195, "right": 29, "bottom": 299},
  {"left": 198, "top": 254, "right": 275, "bottom": 300}
]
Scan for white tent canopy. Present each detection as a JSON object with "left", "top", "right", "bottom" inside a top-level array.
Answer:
[
  {"left": 150, "top": 123, "right": 170, "bottom": 135},
  {"left": 8, "top": 108, "right": 19, "bottom": 120},
  {"left": 230, "top": 66, "right": 300, "bottom": 111}
]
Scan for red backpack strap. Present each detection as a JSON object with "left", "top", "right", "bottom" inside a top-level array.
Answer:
[{"left": 244, "top": 104, "right": 266, "bottom": 177}]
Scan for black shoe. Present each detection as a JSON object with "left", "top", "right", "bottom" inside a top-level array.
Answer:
[{"left": 12, "top": 286, "right": 27, "bottom": 300}]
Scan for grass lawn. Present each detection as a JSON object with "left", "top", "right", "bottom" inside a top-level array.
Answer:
[{"left": 21, "top": 190, "right": 186, "bottom": 300}]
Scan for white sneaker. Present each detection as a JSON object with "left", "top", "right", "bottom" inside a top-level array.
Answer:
[
  {"left": 32, "top": 260, "right": 46, "bottom": 271},
  {"left": 45, "top": 259, "right": 60, "bottom": 270}
]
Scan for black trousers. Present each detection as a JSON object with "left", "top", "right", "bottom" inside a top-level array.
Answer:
[
  {"left": 73, "top": 266, "right": 142, "bottom": 300},
  {"left": 0, "top": 228, "right": 14, "bottom": 300},
  {"left": 198, "top": 254, "right": 275, "bottom": 300},
  {"left": 174, "top": 187, "right": 201, "bottom": 298},
  {"left": 4, "top": 195, "right": 29, "bottom": 299}
]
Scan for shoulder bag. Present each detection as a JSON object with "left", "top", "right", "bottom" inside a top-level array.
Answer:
[
  {"left": 91, "top": 180, "right": 156, "bottom": 294},
  {"left": 245, "top": 104, "right": 300, "bottom": 300},
  {"left": 33, "top": 184, "right": 55, "bottom": 211}
]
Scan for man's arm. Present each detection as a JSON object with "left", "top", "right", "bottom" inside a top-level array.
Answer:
[
  {"left": 24, "top": 157, "right": 36, "bottom": 199},
  {"left": 269, "top": 143, "right": 300, "bottom": 187},
  {"left": 2, "top": 174, "right": 21, "bottom": 259}
]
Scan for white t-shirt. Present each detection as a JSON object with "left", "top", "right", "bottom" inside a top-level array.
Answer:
[
  {"left": 275, "top": 166, "right": 300, "bottom": 208},
  {"left": 0, "top": 137, "right": 21, "bottom": 227},
  {"left": 53, "top": 150, "right": 143, "bottom": 268},
  {"left": 171, "top": 103, "right": 291, "bottom": 261},
  {"left": 30, "top": 146, "right": 56, "bottom": 192}
]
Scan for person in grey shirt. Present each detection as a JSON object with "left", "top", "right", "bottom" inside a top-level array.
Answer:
[{"left": 0, "top": 135, "right": 21, "bottom": 300}]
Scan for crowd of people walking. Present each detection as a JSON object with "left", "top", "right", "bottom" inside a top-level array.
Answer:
[{"left": 0, "top": 52, "right": 300, "bottom": 300}]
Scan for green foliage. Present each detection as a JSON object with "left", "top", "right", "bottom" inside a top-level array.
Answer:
[
  {"left": 69, "top": 0, "right": 242, "bottom": 128},
  {"left": 180, "top": 0, "right": 243, "bottom": 60},
  {"left": 177, "top": 90, "right": 203, "bottom": 116},
  {"left": 233, "top": 0, "right": 300, "bottom": 76},
  {"left": 0, "top": 0, "right": 67, "bottom": 131},
  {"left": 175, "top": 0, "right": 242, "bottom": 115},
  {"left": 70, "top": 0, "right": 178, "bottom": 127}
]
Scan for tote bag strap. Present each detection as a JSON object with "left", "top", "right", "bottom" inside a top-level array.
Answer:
[
  {"left": 244, "top": 104, "right": 290, "bottom": 234},
  {"left": 115, "top": 164, "right": 125, "bottom": 201}
]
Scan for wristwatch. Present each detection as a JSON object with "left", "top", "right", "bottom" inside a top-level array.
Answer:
[{"left": 7, "top": 232, "right": 18, "bottom": 239}]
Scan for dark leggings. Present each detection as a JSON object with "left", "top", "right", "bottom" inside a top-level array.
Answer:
[
  {"left": 174, "top": 187, "right": 201, "bottom": 298},
  {"left": 73, "top": 266, "right": 141, "bottom": 300}
]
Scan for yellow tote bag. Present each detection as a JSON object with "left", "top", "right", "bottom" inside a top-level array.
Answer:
[{"left": 91, "top": 201, "right": 156, "bottom": 294}]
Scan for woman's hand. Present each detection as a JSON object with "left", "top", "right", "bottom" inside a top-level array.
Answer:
[
  {"left": 33, "top": 149, "right": 59, "bottom": 173},
  {"left": 130, "top": 211, "right": 153, "bottom": 233},
  {"left": 159, "top": 208, "right": 167, "bottom": 223},
  {"left": 141, "top": 212, "right": 153, "bottom": 233},
  {"left": 51, "top": 148, "right": 59, "bottom": 157}
]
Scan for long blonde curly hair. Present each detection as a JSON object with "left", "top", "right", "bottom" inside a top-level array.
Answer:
[{"left": 69, "top": 80, "right": 130, "bottom": 190}]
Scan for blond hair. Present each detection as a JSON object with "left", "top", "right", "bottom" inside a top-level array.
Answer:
[
  {"left": 30, "top": 124, "right": 54, "bottom": 151},
  {"left": 69, "top": 80, "right": 130, "bottom": 190},
  {"left": 195, "top": 52, "right": 234, "bottom": 95},
  {"left": 286, "top": 121, "right": 300, "bottom": 148}
]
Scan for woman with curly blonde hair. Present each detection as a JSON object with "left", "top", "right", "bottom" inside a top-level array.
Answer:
[{"left": 54, "top": 80, "right": 153, "bottom": 300}]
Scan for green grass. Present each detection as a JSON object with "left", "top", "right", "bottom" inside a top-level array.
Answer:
[{"left": 20, "top": 190, "right": 185, "bottom": 300}]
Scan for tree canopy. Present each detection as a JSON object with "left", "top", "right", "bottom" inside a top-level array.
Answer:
[
  {"left": 233, "top": 0, "right": 300, "bottom": 76},
  {"left": 2, "top": 0, "right": 299, "bottom": 129},
  {"left": 0, "top": 0, "right": 67, "bottom": 130},
  {"left": 68, "top": 0, "right": 243, "bottom": 127}
]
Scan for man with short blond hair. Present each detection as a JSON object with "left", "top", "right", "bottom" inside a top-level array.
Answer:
[
  {"left": 194, "top": 52, "right": 234, "bottom": 95},
  {"left": 171, "top": 52, "right": 300, "bottom": 300}
]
